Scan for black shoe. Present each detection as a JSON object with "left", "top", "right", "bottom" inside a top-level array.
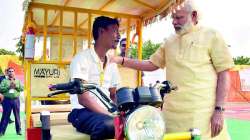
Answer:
[
  {"left": 0, "top": 132, "right": 4, "bottom": 136},
  {"left": 17, "top": 132, "right": 22, "bottom": 135},
  {"left": 9, "top": 120, "right": 14, "bottom": 124}
]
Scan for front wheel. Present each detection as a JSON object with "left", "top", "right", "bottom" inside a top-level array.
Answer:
[{"left": 124, "top": 105, "right": 166, "bottom": 140}]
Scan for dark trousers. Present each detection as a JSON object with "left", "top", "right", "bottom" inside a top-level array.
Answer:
[
  {"left": 0, "top": 97, "right": 21, "bottom": 134},
  {"left": 68, "top": 108, "right": 114, "bottom": 140}
]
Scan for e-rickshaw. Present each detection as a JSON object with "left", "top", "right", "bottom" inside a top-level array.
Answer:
[{"left": 22, "top": 0, "right": 200, "bottom": 139}]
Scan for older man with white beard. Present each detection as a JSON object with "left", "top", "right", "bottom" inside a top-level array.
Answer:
[{"left": 112, "top": 0, "right": 234, "bottom": 139}]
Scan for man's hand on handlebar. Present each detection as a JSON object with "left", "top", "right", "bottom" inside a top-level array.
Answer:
[{"left": 48, "top": 84, "right": 56, "bottom": 91}]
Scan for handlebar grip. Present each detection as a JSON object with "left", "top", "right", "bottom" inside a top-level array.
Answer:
[
  {"left": 47, "top": 89, "right": 73, "bottom": 97},
  {"left": 163, "top": 132, "right": 191, "bottom": 140},
  {"left": 51, "top": 82, "right": 75, "bottom": 90},
  {"left": 50, "top": 79, "right": 83, "bottom": 91}
]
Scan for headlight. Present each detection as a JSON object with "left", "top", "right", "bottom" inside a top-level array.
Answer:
[{"left": 125, "top": 106, "right": 166, "bottom": 140}]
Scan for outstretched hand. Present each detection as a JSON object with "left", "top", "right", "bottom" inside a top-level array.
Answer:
[{"left": 110, "top": 56, "right": 122, "bottom": 64}]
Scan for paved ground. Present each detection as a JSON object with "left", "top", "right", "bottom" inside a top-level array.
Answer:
[
  {"left": 225, "top": 102, "right": 250, "bottom": 140},
  {"left": 225, "top": 102, "right": 250, "bottom": 121}
]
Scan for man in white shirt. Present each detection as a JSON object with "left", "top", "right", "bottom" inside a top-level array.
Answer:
[{"left": 68, "top": 16, "right": 120, "bottom": 140}]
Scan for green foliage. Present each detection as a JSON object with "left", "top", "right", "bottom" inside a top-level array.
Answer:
[
  {"left": 0, "top": 68, "right": 3, "bottom": 75},
  {"left": 233, "top": 56, "right": 250, "bottom": 65},
  {"left": 16, "top": 36, "right": 25, "bottom": 60},
  {"left": 0, "top": 48, "right": 16, "bottom": 55},
  {"left": 129, "top": 40, "right": 161, "bottom": 60}
]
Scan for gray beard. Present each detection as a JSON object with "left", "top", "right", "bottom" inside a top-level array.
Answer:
[{"left": 176, "top": 18, "right": 194, "bottom": 36}]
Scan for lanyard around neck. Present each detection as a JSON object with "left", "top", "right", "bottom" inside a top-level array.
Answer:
[{"left": 98, "top": 56, "right": 107, "bottom": 86}]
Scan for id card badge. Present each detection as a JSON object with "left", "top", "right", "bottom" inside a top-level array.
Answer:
[{"left": 9, "top": 89, "right": 15, "bottom": 94}]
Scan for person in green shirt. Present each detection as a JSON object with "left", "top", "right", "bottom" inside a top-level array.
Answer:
[
  {"left": 0, "top": 69, "right": 15, "bottom": 124},
  {"left": 0, "top": 67, "right": 23, "bottom": 136}
]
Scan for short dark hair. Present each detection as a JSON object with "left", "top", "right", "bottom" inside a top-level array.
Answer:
[
  {"left": 92, "top": 16, "right": 119, "bottom": 40},
  {"left": 7, "top": 67, "right": 14, "bottom": 72}
]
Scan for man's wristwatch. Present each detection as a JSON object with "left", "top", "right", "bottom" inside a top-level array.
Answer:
[{"left": 215, "top": 106, "right": 225, "bottom": 112}]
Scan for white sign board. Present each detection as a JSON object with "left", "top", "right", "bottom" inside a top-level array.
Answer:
[
  {"left": 30, "top": 64, "right": 70, "bottom": 97},
  {"left": 239, "top": 68, "right": 250, "bottom": 91}
]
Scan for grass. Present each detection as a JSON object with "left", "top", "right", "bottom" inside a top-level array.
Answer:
[
  {"left": 0, "top": 112, "right": 25, "bottom": 140},
  {"left": 226, "top": 118, "right": 250, "bottom": 140}
]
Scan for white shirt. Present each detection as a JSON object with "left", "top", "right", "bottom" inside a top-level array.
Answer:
[{"left": 69, "top": 47, "right": 120, "bottom": 110}]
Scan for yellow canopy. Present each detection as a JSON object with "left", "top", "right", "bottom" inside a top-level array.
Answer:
[{"left": 23, "top": 0, "right": 184, "bottom": 37}]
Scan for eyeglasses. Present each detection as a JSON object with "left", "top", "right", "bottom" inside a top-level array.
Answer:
[{"left": 121, "top": 44, "right": 126, "bottom": 47}]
